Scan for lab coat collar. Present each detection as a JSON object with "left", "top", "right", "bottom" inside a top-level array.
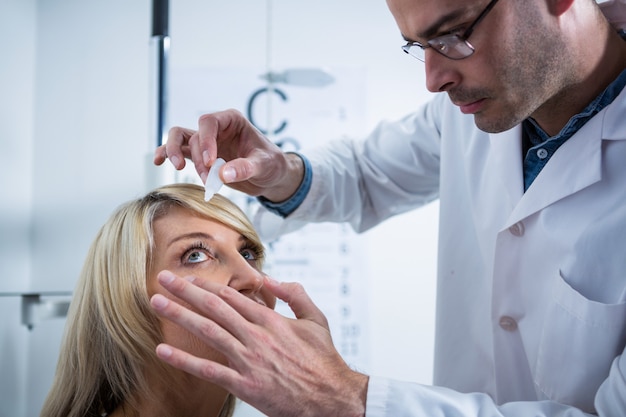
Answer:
[
  {"left": 489, "top": 90, "right": 626, "bottom": 229},
  {"left": 601, "top": 81, "right": 626, "bottom": 140},
  {"left": 510, "top": 116, "right": 603, "bottom": 226}
]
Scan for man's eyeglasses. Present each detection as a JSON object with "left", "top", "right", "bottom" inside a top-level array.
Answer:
[{"left": 402, "top": 0, "right": 501, "bottom": 62}]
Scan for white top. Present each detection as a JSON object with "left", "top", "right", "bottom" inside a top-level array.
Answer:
[{"left": 254, "top": 89, "right": 626, "bottom": 416}]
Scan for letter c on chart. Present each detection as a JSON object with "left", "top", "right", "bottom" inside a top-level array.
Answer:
[{"left": 246, "top": 86, "right": 288, "bottom": 135}]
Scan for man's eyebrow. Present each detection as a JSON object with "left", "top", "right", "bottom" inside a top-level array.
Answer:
[{"left": 406, "top": 8, "right": 468, "bottom": 42}]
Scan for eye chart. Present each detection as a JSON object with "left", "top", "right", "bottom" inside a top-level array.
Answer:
[{"left": 168, "top": 66, "right": 370, "bottom": 370}]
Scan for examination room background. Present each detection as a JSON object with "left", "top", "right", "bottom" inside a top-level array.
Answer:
[{"left": 0, "top": 0, "right": 438, "bottom": 415}]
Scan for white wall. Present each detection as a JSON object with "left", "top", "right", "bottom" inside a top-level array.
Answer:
[
  {"left": 0, "top": 0, "right": 438, "bottom": 415},
  {"left": 0, "top": 0, "right": 35, "bottom": 291},
  {"left": 168, "top": 0, "right": 438, "bottom": 386},
  {"left": 0, "top": 0, "right": 37, "bottom": 415},
  {"left": 30, "top": 0, "right": 152, "bottom": 291}
]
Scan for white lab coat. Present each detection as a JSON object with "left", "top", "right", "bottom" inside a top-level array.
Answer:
[{"left": 254, "top": 87, "right": 626, "bottom": 415}]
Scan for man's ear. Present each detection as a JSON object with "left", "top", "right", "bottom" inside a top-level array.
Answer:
[{"left": 546, "top": 0, "right": 575, "bottom": 16}]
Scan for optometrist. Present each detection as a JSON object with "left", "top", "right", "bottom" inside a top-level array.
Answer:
[{"left": 153, "top": 0, "right": 626, "bottom": 416}]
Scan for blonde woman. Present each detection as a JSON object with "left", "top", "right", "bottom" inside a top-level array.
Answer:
[{"left": 41, "top": 183, "right": 275, "bottom": 417}]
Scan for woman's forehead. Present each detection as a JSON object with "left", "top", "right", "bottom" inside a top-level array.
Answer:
[{"left": 153, "top": 206, "right": 241, "bottom": 245}]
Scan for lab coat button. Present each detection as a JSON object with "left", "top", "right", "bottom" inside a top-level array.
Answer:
[
  {"left": 499, "top": 316, "right": 518, "bottom": 331},
  {"left": 508, "top": 222, "right": 525, "bottom": 237},
  {"left": 537, "top": 148, "right": 549, "bottom": 159}
]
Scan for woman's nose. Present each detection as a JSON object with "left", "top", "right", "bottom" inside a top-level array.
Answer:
[
  {"left": 424, "top": 50, "right": 460, "bottom": 93},
  {"left": 227, "top": 259, "right": 264, "bottom": 296}
]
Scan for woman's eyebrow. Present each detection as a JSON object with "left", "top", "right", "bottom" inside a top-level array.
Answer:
[
  {"left": 237, "top": 236, "right": 254, "bottom": 249},
  {"left": 167, "top": 232, "right": 215, "bottom": 246}
]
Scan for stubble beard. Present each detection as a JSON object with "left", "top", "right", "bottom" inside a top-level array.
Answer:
[{"left": 468, "top": 9, "right": 570, "bottom": 134}]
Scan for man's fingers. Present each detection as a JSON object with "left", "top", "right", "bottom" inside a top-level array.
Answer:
[
  {"left": 164, "top": 126, "right": 198, "bottom": 170},
  {"left": 164, "top": 271, "right": 273, "bottom": 325},
  {"left": 197, "top": 112, "right": 223, "bottom": 164},
  {"left": 154, "top": 271, "right": 266, "bottom": 343},
  {"left": 155, "top": 343, "right": 244, "bottom": 391},
  {"left": 263, "top": 277, "right": 330, "bottom": 329},
  {"left": 153, "top": 145, "right": 167, "bottom": 166},
  {"left": 188, "top": 132, "right": 210, "bottom": 183},
  {"left": 150, "top": 292, "right": 244, "bottom": 354},
  {"left": 220, "top": 158, "right": 256, "bottom": 184}
]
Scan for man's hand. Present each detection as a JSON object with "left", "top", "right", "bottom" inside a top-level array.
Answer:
[
  {"left": 150, "top": 270, "right": 368, "bottom": 417},
  {"left": 153, "top": 109, "right": 304, "bottom": 202}
]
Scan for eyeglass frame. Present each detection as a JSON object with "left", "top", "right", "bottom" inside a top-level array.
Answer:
[{"left": 401, "top": 0, "right": 501, "bottom": 62}]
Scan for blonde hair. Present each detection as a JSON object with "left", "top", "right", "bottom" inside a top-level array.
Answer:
[{"left": 41, "top": 183, "right": 264, "bottom": 417}]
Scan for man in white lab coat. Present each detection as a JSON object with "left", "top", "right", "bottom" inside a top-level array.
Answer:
[{"left": 152, "top": 0, "right": 626, "bottom": 416}]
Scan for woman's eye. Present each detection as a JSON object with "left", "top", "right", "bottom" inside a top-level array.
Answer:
[
  {"left": 240, "top": 248, "right": 257, "bottom": 261},
  {"left": 186, "top": 250, "right": 209, "bottom": 264}
]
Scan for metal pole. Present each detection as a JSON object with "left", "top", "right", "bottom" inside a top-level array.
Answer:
[{"left": 151, "top": 0, "right": 169, "bottom": 147}]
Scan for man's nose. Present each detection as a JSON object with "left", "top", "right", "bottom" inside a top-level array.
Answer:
[{"left": 424, "top": 50, "right": 461, "bottom": 93}]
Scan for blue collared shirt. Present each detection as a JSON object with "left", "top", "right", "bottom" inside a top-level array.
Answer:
[{"left": 522, "top": 68, "right": 626, "bottom": 191}]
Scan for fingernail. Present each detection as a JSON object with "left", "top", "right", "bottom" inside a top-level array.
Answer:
[
  {"left": 158, "top": 271, "right": 175, "bottom": 285},
  {"left": 156, "top": 344, "right": 173, "bottom": 358},
  {"left": 151, "top": 294, "right": 169, "bottom": 309},
  {"left": 222, "top": 166, "right": 236, "bottom": 183},
  {"left": 170, "top": 155, "right": 181, "bottom": 168},
  {"left": 203, "top": 150, "right": 211, "bottom": 166}
]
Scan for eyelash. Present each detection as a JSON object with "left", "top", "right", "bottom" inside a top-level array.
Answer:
[
  {"left": 182, "top": 241, "right": 213, "bottom": 265},
  {"left": 239, "top": 241, "right": 264, "bottom": 262},
  {"left": 445, "top": 25, "right": 466, "bottom": 37},
  {"left": 181, "top": 241, "right": 264, "bottom": 265}
]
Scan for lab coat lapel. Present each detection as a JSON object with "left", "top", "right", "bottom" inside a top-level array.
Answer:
[
  {"left": 489, "top": 126, "right": 524, "bottom": 212},
  {"left": 504, "top": 115, "right": 604, "bottom": 228}
]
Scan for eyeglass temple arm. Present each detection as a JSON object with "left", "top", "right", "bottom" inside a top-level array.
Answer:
[{"left": 462, "top": 0, "right": 500, "bottom": 40}]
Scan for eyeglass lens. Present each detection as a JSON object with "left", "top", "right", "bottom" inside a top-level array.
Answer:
[{"left": 403, "top": 35, "right": 475, "bottom": 61}]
